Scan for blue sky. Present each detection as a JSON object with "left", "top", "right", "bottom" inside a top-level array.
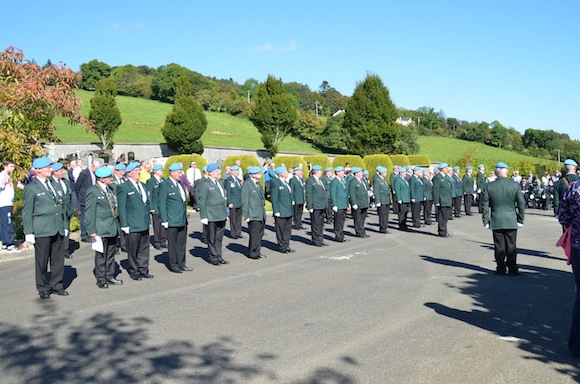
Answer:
[{"left": 2, "top": 0, "right": 579, "bottom": 140}]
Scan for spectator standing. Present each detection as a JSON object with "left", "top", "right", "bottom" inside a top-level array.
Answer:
[{"left": 0, "top": 160, "right": 17, "bottom": 251}]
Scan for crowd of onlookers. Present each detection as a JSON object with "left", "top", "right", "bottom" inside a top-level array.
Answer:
[{"left": 514, "top": 169, "right": 570, "bottom": 214}]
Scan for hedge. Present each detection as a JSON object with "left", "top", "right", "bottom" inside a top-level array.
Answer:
[
  {"left": 363, "top": 154, "right": 394, "bottom": 186},
  {"left": 389, "top": 154, "right": 410, "bottom": 167},
  {"left": 332, "top": 155, "right": 365, "bottom": 170},
  {"left": 303, "top": 155, "right": 332, "bottom": 171},
  {"left": 223, "top": 154, "right": 261, "bottom": 174},
  {"left": 271, "top": 155, "right": 308, "bottom": 173},
  {"left": 163, "top": 154, "right": 207, "bottom": 178},
  {"left": 407, "top": 154, "right": 431, "bottom": 166}
]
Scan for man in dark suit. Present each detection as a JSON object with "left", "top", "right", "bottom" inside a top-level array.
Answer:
[
  {"left": 146, "top": 164, "right": 167, "bottom": 250},
  {"left": 305, "top": 165, "right": 329, "bottom": 247},
  {"left": 241, "top": 166, "right": 267, "bottom": 259},
  {"left": 23, "top": 157, "right": 68, "bottom": 299},
  {"left": 51, "top": 162, "right": 74, "bottom": 259},
  {"left": 476, "top": 164, "right": 486, "bottom": 213},
  {"left": 421, "top": 169, "right": 434, "bottom": 225},
  {"left": 197, "top": 163, "right": 229, "bottom": 265},
  {"left": 111, "top": 163, "right": 127, "bottom": 253},
  {"left": 159, "top": 163, "right": 191, "bottom": 273},
  {"left": 270, "top": 166, "right": 295, "bottom": 253},
  {"left": 330, "top": 166, "right": 350, "bottom": 242},
  {"left": 482, "top": 162, "right": 525, "bottom": 275},
  {"left": 462, "top": 166, "right": 475, "bottom": 216},
  {"left": 394, "top": 168, "right": 411, "bottom": 231},
  {"left": 409, "top": 166, "right": 425, "bottom": 229},
  {"left": 290, "top": 167, "right": 305, "bottom": 230},
  {"left": 224, "top": 165, "right": 243, "bottom": 239},
  {"left": 117, "top": 162, "right": 153, "bottom": 280},
  {"left": 451, "top": 166, "right": 463, "bottom": 218},
  {"left": 373, "top": 166, "right": 391, "bottom": 234},
  {"left": 74, "top": 159, "right": 101, "bottom": 242},
  {"left": 433, "top": 163, "right": 455, "bottom": 238},
  {"left": 390, "top": 165, "right": 400, "bottom": 215},
  {"left": 349, "top": 167, "right": 370, "bottom": 238},
  {"left": 86, "top": 166, "right": 123, "bottom": 288},
  {"left": 322, "top": 167, "right": 334, "bottom": 223}
]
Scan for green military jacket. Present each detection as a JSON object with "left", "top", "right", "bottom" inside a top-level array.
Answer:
[
  {"left": 462, "top": 173, "right": 475, "bottom": 194},
  {"left": 22, "top": 177, "right": 66, "bottom": 237},
  {"left": 349, "top": 177, "right": 370, "bottom": 208},
  {"left": 433, "top": 173, "right": 454, "bottom": 207},
  {"left": 86, "top": 183, "right": 119, "bottom": 238},
  {"left": 146, "top": 175, "right": 163, "bottom": 214},
  {"left": 373, "top": 175, "right": 391, "bottom": 205},
  {"left": 241, "top": 178, "right": 266, "bottom": 221},
  {"left": 452, "top": 173, "right": 463, "bottom": 197},
  {"left": 422, "top": 176, "right": 433, "bottom": 201},
  {"left": 289, "top": 176, "right": 305, "bottom": 205},
  {"left": 117, "top": 179, "right": 151, "bottom": 232},
  {"left": 322, "top": 175, "right": 332, "bottom": 199},
  {"left": 394, "top": 176, "right": 411, "bottom": 203},
  {"left": 158, "top": 178, "right": 187, "bottom": 227},
  {"left": 52, "top": 177, "right": 74, "bottom": 225},
  {"left": 482, "top": 177, "right": 525, "bottom": 230},
  {"left": 554, "top": 173, "right": 580, "bottom": 212},
  {"left": 330, "top": 177, "right": 349, "bottom": 210},
  {"left": 270, "top": 176, "right": 294, "bottom": 218},
  {"left": 476, "top": 171, "right": 487, "bottom": 192},
  {"left": 305, "top": 176, "right": 328, "bottom": 210},
  {"left": 224, "top": 175, "right": 242, "bottom": 209},
  {"left": 409, "top": 175, "right": 425, "bottom": 201},
  {"left": 197, "top": 177, "right": 228, "bottom": 222}
]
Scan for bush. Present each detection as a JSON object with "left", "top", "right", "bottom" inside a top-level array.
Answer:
[
  {"left": 389, "top": 154, "right": 410, "bottom": 167},
  {"left": 363, "top": 154, "right": 394, "bottom": 186},
  {"left": 407, "top": 154, "right": 431, "bottom": 166},
  {"left": 223, "top": 154, "right": 261, "bottom": 174},
  {"left": 271, "top": 155, "right": 307, "bottom": 172},
  {"left": 12, "top": 188, "right": 23, "bottom": 240},
  {"left": 163, "top": 154, "right": 207, "bottom": 178},
  {"left": 303, "top": 155, "right": 332, "bottom": 171},
  {"left": 332, "top": 155, "right": 365, "bottom": 169},
  {"left": 69, "top": 212, "right": 80, "bottom": 233}
]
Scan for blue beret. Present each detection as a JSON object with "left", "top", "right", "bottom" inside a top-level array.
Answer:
[
  {"left": 351, "top": 167, "right": 362, "bottom": 174},
  {"left": 453, "top": 166, "right": 460, "bottom": 171},
  {"left": 125, "top": 162, "right": 140, "bottom": 173},
  {"left": 202, "top": 165, "right": 207, "bottom": 172},
  {"left": 393, "top": 165, "right": 399, "bottom": 169},
  {"left": 406, "top": 166, "right": 413, "bottom": 170},
  {"left": 422, "top": 168, "right": 430, "bottom": 173},
  {"left": 377, "top": 166, "right": 387, "bottom": 173},
  {"left": 152, "top": 164, "right": 163, "bottom": 171},
  {"left": 312, "top": 165, "right": 322, "bottom": 171},
  {"left": 564, "top": 159, "right": 578, "bottom": 166},
  {"left": 32, "top": 157, "right": 51, "bottom": 169},
  {"left": 230, "top": 165, "right": 240, "bottom": 171},
  {"left": 363, "top": 170, "right": 369, "bottom": 175},
  {"left": 495, "top": 162, "right": 509, "bottom": 169},
  {"left": 478, "top": 164, "right": 485, "bottom": 169},
  {"left": 207, "top": 163, "right": 220, "bottom": 172},
  {"left": 466, "top": 166, "right": 473, "bottom": 170},
  {"left": 325, "top": 167, "right": 332, "bottom": 172},
  {"left": 114, "top": 163, "right": 126, "bottom": 171},
  {"left": 52, "top": 162, "right": 64, "bottom": 171},
  {"left": 168, "top": 163, "right": 182, "bottom": 171},
  {"left": 334, "top": 166, "right": 345, "bottom": 172},
  {"left": 439, "top": 163, "right": 448, "bottom": 169},
  {"left": 413, "top": 166, "right": 421, "bottom": 172},
  {"left": 95, "top": 166, "right": 113, "bottom": 178},
  {"left": 293, "top": 167, "right": 301, "bottom": 171},
  {"left": 275, "top": 166, "right": 287, "bottom": 175},
  {"left": 399, "top": 168, "right": 406, "bottom": 174},
  {"left": 248, "top": 166, "right": 261, "bottom": 174}
]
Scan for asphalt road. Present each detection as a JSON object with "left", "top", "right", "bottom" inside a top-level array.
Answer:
[{"left": 0, "top": 207, "right": 578, "bottom": 383}]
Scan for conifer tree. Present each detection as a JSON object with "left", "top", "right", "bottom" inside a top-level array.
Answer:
[{"left": 89, "top": 78, "right": 122, "bottom": 150}]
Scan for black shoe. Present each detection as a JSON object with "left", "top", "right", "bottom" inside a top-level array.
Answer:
[
  {"left": 278, "top": 248, "right": 288, "bottom": 254},
  {"left": 248, "top": 256, "right": 260, "bottom": 259},
  {"left": 439, "top": 233, "right": 453, "bottom": 238},
  {"left": 106, "top": 278, "right": 123, "bottom": 285},
  {"left": 171, "top": 269, "right": 183, "bottom": 273},
  {"left": 51, "top": 288, "right": 69, "bottom": 296},
  {"left": 209, "top": 259, "right": 221, "bottom": 266},
  {"left": 508, "top": 270, "right": 520, "bottom": 276},
  {"left": 218, "top": 258, "right": 229, "bottom": 265},
  {"left": 39, "top": 290, "right": 51, "bottom": 299},
  {"left": 495, "top": 269, "right": 506, "bottom": 276},
  {"left": 321, "top": 241, "right": 329, "bottom": 246},
  {"left": 153, "top": 245, "right": 162, "bottom": 250},
  {"left": 259, "top": 254, "right": 267, "bottom": 258},
  {"left": 238, "top": 235, "right": 245, "bottom": 239},
  {"left": 131, "top": 275, "right": 142, "bottom": 281},
  {"left": 333, "top": 237, "right": 343, "bottom": 242},
  {"left": 141, "top": 273, "right": 154, "bottom": 279},
  {"left": 81, "top": 238, "right": 92, "bottom": 243},
  {"left": 97, "top": 281, "right": 109, "bottom": 289},
  {"left": 314, "top": 243, "right": 323, "bottom": 247},
  {"left": 65, "top": 254, "right": 72, "bottom": 259},
  {"left": 161, "top": 244, "right": 168, "bottom": 249},
  {"left": 287, "top": 248, "right": 296, "bottom": 253},
  {"left": 181, "top": 266, "right": 193, "bottom": 272}
]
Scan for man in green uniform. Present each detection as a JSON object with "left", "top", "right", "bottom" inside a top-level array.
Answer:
[
  {"left": 146, "top": 164, "right": 167, "bottom": 250},
  {"left": 270, "top": 166, "right": 295, "bottom": 253},
  {"left": 482, "top": 162, "right": 525, "bottom": 275},
  {"left": 554, "top": 159, "right": 579, "bottom": 215},
  {"left": 433, "top": 163, "right": 454, "bottom": 238},
  {"left": 330, "top": 166, "right": 350, "bottom": 242},
  {"left": 86, "top": 166, "right": 123, "bottom": 288},
  {"left": 476, "top": 164, "right": 486, "bottom": 213},
  {"left": 374, "top": 166, "right": 391, "bottom": 234},
  {"left": 241, "top": 166, "right": 267, "bottom": 259},
  {"left": 306, "top": 165, "right": 329, "bottom": 247},
  {"left": 452, "top": 166, "right": 463, "bottom": 218},
  {"left": 290, "top": 167, "right": 306, "bottom": 230},
  {"left": 390, "top": 165, "right": 400, "bottom": 214},
  {"left": 224, "top": 165, "right": 243, "bottom": 239},
  {"left": 51, "top": 162, "right": 74, "bottom": 259},
  {"left": 409, "top": 166, "right": 425, "bottom": 228},
  {"left": 422, "top": 169, "right": 434, "bottom": 225},
  {"left": 394, "top": 167, "right": 411, "bottom": 231},
  {"left": 462, "top": 166, "right": 475, "bottom": 216},
  {"left": 349, "top": 167, "right": 370, "bottom": 238},
  {"left": 322, "top": 167, "right": 334, "bottom": 223}
]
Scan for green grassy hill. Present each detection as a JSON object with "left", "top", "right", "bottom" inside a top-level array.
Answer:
[{"left": 53, "top": 90, "right": 320, "bottom": 153}]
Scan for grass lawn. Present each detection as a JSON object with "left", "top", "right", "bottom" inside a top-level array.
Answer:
[{"left": 53, "top": 90, "right": 320, "bottom": 153}]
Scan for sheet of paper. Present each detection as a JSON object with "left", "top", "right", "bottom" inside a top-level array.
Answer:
[{"left": 91, "top": 236, "right": 103, "bottom": 253}]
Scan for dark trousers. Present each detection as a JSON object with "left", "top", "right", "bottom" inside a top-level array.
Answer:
[
  {"left": 275, "top": 216, "right": 292, "bottom": 250},
  {"left": 167, "top": 225, "right": 187, "bottom": 271},
  {"left": 437, "top": 206, "right": 452, "bottom": 236},
  {"left": 477, "top": 192, "right": 483, "bottom": 213},
  {"left": 229, "top": 206, "right": 243, "bottom": 238},
  {"left": 151, "top": 213, "right": 167, "bottom": 247},
  {"left": 411, "top": 201, "right": 422, "bottom": 227},
  {"left": 377, "top": 204, "right": 390, "bottom": 232},
  {"left": 94, "top": 236, "right": 117, "bottom": 282},
  {"left": 0, "top": 206, "right": 14, "bottom": 246},
  {"left": 398, "top": 203, "right": 410, "bottom": 229},
  {"left": 117, "top": 228, "right": 127, "bottom": 252},
  {"left": 492, "top": 229, "right": 518, "bottom": 273},
  {"left": 189, "top": 190, "right": 197, "bottom": 210},
  {"left": 453, "top": 196, "right": 462, "bottom": 217},
  {"left": 333, "top": 209, "right": 347, "bottom": 240},
  {"left": 464, "top": 194, "right": 473, "bottom": 215},
  {"left": 207, "top": 220, "right": 225, "bottom": 261},
  {"left": 35, "top": 234, "right": 64, "bottom": 293},
  {"left": 202, "top": 224, "right": 208, "bottom": 244},
  {"left": 325, "top": 199, "right": 333, "bottom": 223},
  {"left": 126, "top": 230, "right": 150, "bottom": 278},
  {"left": 392, "top": 193, "right": 399, "bottom": 214},
  {"left": 352, "top": 207, "right": 367, "bottom": 237},
  {"left": 293, "top": 204, "right": 304, "bottom": 228},
  {"left": 79, "top": 204, "right": 89, "bottom": 241},
  {"left": 569, "top": 247, "right": 580, "bottom": 357},
  {"left": 423, "top": 200, "right": 433, "bottom": 224},
  {"left": 247, "top": 220, "right": 265, "bottom": 258},
  {"left": 310, "top": 209, "right": 325, "bottom": 245}
]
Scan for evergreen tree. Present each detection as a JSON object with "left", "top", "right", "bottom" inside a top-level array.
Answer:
[
  {"left": 249, "top": 75, "right": 297, "bottom": 155},
  {"left": 80, "top": 59, "right": 111, "bottom": 91},
  {"left": 161, "top": 76, "right": 207, "bottom": 154},
  {"left": 342, "top": 74, "right": 400, "bottom": 156},
  {"left": 89, "top": 78, "right": 122, "bottom": 150}
]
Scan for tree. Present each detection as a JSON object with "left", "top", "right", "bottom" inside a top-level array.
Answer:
[
  {"left": 80, "top": 59, "right": 111, "bottom": 90},
  {"left": 0, "top": 46, "right": 86, "bottom": 178},
  {"left": 151, "top": 63, "right": 214, "bottom": 103},
  {"left": 249, "top": 75, "right": 297, "bottom": 155},
  {"left": 314, "top": 114, "right": 350, "bottom": 153},
  {"left": 342, "top": 73, "right": 400, "bottom": 156},
  {"left": 109, "top": 64, "right": 155, "bottom": 98},
  {"left": 161, "top": 76, "right": 207, "bottom": 154},
  {"left": 89, "top": 78, "right": 122, "bottom": 150}
]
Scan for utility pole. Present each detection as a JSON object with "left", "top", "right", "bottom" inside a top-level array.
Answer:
[
  {"left": 315, "top": 101, "right": 319, "bottom": 120},
  {"left": 247, "top": 90, "right": 250, "bottom": 103}
]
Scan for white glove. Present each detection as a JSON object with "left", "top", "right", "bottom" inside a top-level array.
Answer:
[
  {"left": 376, "top": 203, "right": 381, "bottom": 207},
  {"left": 530, "top": 195, "right": 534, "bottom": 199},
  {"left": 161, "top": 222, "right": 168, "bottom": 229},
  {"left": 25, "top": 234, "right": 35, "bottom": 244},
  {"left": 309, "top": 209, "right": 314, "bottom": 213},
  {"left": 274, "top": 212, "right": 280, "bottom": 217},
  {"left": 542, "top": 194, "right": 546, "bottom": 199},
  {"left": 398, "top": 200, "right": 402, "bottom": 204},
  {"left": 121, "top": 227, "right": 129, "bottom": 234},
  {"left": 332, "top": 206, "right": 338, "bottom": 212},
  {"left": 411, "top": 199, "right": 415, "bottom": 203},
  {"left": 484, "top": 224, "right": 490, "bottom": 229},
  {"left": 245, "top": 218, "right": 250, "bottom": 223},
  {"left": 352, "top": 204, "right": 358, "bottom": 210},
  {"left": 477, "top": 189, "right": 481, "bottom": 193},
  {"left": 517, "top": 222, "right": 523, "bottom": 228},
  {"left": 200, "top": 218, "right": 208, "bottom": 225},
  {"left": 64, "top": 229, "right": 69, "bottom": 236},
  {"left": 436, "top": 203, "right": 440, "bottom": 207}
]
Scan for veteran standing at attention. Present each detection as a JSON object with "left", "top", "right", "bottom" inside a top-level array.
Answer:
[
  {"left": 224, "top": 165, "right": 244, "bottom": 239},
  {"left": 51, "top": 162, "right": 74, "bottom": 259},
  {"left": 23, "top": 157, "right": 68, "bottom": 299},
  {"left": 330, "top": 166, "right": 350, "bottom": 242},
  {"left": 159, "top": 163, "right": 191, "bottom": 273},
  {"left": 306, "top": 165, "right": 329, "bottom": 247},
  {"left": 373, "top": 166, "right": 391, "bottom": 234},
  {"left": 433, "top": 163, "right": 454, "bottom": 238},
  {"left": 241, "top": 166, "right": 267, "bottom": 259},
  {"left": 482, "top": 162, "right": 525, "bottom": 276},
  {"left": 146, "top": 164, "right": 167, "bottom": 250},
  {"left": 349, "top": 167, "right": 370, "bottom": 238},
  {"left": 270, "top": 166, "right": 295, "bottom": 253},
  {"left": 289, "top": 167, "right": 306, "bottom": 230},
  {"left": 86, "top": 166, "right": 123, "bottom": 288},
  {"left": 462, "top": 166, "right": 475, "bottom": 216}
]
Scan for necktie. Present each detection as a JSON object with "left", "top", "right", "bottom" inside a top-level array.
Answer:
[
  {"left": 45, "top": 179, "right": 56, "bottom": 200},
  {"left": 176, "top": 181, "right": 186, "bottom": 202},
  {"left": 136, "top": 181, "right": 147, "bottom": 203},
  {"left": 60, "top": 180, "right": 67, "bottom": 194},
  {"left": 215, "top": 180, "right": 225, "bottom": 198}
]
